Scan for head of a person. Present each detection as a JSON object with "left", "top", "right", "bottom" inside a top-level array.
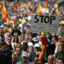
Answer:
[
  {"left": 56, "top": 58, "right": 63, "bottom": 64},
  {"left": 6, "top": 37, "right": 11, "bottom": 45},
  {"left": 7, "top": 24, "right": 11, "bottom": 28},
  {"left": 25, "top": 27, "right": 30, "bottom": 34},
  {"left": 14, "top": 31, "right": 19, "bottom": 37},
  {"left": 13, "top": 36, "right": 19, "bottom": 43},
  {"left": 22, "top": 52, "right": 28, "bottom": 63},
  {"left": 47, "top": 33, "right": 52, "bottom": 39},
  {"left": 48, "top": 55, "right": 54, "bottom": 64},
  {"left": 23, "top": 42, "right": 28, "bottom": 50},
  {"left": 28, "top": 46, "right": 33, "bottom": 53},
  {"left": 15, "top": 45, "right": 21, "bottom": 55},
  {"left": 58, "top": 45, "right": 63, "bottom": 52},
  {"left": 34, "top": 43, "right": 41, "bottom": 55},
  {"left": 6, "top": 33, "right": 11, "bottom": 44},
  {"left": 28, "top": 42, "right": 33, "bottom": 52},
  {"left": 61, "top": 24, "right": 64, "bottom": 29},
  {"left": 58, "top": 35, "right": 62, "bottom": 42},
  {"left": 0, "top": 35, "right": 5, "bottom": 45},
  {"left": 60, "top": 38, "right": 64, "bottom": 45},
  {"left": 14, "top": 25, "right": 17, "bottom": 30}
]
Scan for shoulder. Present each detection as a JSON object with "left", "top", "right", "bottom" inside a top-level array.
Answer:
[
  {"left": 16, "top": 61, "right": 21, "bottom": 64},
  {"left": 27, "top": 62, "right": 33, "bottom": 64}
]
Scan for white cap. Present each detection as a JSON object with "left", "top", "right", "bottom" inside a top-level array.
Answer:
[
  {"left": 28, "top": 42, "right": 33, "bottom": 47},
  {"left": 34, "top": 43, "right": 40, "bottom": 48},
  {"left": 32, "top": 37, "right": 38, "bottom": 42},
  {"left": 22, "top": 52, "right": 28, "bottom": 57}
]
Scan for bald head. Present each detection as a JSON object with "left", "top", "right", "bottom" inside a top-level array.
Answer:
[{"left": 48, "top": 55, "right": 53, "bottom": 64}]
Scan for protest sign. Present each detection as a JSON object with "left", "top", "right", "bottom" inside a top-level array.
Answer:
[{"left": 31, "top": 15, "right": 60, "bottom": 33}]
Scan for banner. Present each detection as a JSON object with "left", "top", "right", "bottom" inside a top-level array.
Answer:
[{"left": 31, "top": 15, "right": 61, "bottom": 33}]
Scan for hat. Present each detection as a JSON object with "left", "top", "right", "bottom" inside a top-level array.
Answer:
[
  {"left": 28, "top": 42, "right": 33, "bottom": 47},
  {"left": 34, "top": 43, "right": 40, "bottom": 48},
  {"left": 22, "top": 52, "right": 28, "bottom": 57}
]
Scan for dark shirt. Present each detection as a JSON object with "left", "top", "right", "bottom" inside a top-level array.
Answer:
[
  {"left": 11, "top": 29, "right": 21, "bottom": 36},
  {"left": 0, "top": 44, "right": 12, "bottom": 64}
]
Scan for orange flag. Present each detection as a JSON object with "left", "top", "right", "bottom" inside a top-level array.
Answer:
[
  {"left": 1, "top": 4, "right": 8, "bottom": 21},
  {"left": 44, "top": 0, "right": 48, "bottom": 8},
  {"left": 37, "top": 4, "right": 42, "bottom": 16}
]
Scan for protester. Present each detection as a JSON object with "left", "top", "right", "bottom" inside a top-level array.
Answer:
[
  {"left": 56, "top": 58, "right": 63, "bottom": 64},
  {"left": 28, "top": 43, "right": 36, "bottom": 63},
  {"left": 16, "top": 51, "right": 32, "bottom": 64},
  {"left": 0, "top": 36, "right": 12, "bottom": 64},
  {"left": 12, "top": 43, "right": 22, "bottom": 64},
  {"left": 45, "top": 55, "right": 54, "bottom": 64}
]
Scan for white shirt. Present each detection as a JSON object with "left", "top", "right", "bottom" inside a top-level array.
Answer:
[{"left": 19, "top": 23, "right": 23, "bottom": 33}]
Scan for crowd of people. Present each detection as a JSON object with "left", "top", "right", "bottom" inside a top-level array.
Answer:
[{"left": 0, "top": 0, "right": 64, "bottom": 64}]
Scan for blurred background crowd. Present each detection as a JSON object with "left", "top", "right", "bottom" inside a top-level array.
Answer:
[{"left": 0, "top": 0, "right": 64, "bottom": 64}]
